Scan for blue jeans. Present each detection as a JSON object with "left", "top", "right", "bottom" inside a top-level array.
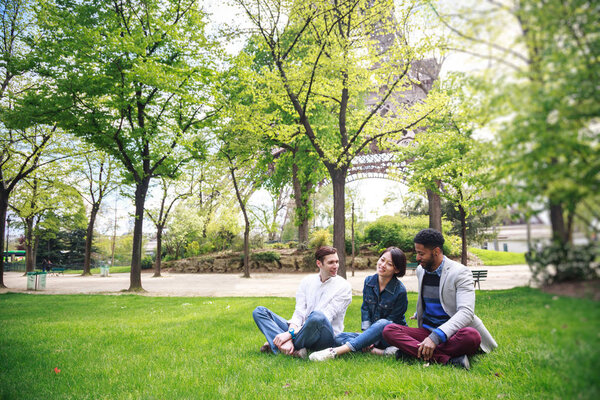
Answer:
[
  {"left": 252, "top": 306, "right": 335, "bottom": 354},
  {"left": 334, "top": 319, "right": 393, "bottom": 352}
]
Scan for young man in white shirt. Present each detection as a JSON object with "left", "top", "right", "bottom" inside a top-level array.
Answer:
[{"left": 252, "top": 246, "right": 353, "bottom": 358}]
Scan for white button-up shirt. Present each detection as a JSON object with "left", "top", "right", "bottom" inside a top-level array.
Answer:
[{"left": 288, "top": 274, "right": 352, "bottom": 336}]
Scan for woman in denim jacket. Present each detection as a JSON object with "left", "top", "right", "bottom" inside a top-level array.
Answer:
[{"left": 309, "top": 247, "right": 408, "bottom": 361}]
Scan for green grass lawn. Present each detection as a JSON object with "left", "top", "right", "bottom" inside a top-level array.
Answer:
[
  {"left": 469, "top": 247, "right": 527, "bottom": 266},
  {"left": 1, "top": 288, "right": 598, "bottom": 399}
]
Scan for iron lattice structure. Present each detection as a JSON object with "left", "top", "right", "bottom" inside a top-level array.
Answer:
[{"left": 344, "top": 57, "right": 441, "bottom": 184}]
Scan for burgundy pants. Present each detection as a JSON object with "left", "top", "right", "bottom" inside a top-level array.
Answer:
[{"left": 382, "top": 324, "right": 481, "bottom": 364}]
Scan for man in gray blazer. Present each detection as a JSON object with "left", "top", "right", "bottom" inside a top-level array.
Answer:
[{"left": 382, "top": 229, "right": 497, "bottom": 370}]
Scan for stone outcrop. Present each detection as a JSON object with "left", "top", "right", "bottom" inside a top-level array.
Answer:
[{"left": 162, "top": 249, "right": 379, "bottom": 274}]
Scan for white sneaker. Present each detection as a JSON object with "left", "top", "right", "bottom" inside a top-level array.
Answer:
[
  {"left": 383, "top": 346, "right": 399, "bottom": 357},
  {"left": 309, "top": 347, "right": 336, "bottom": 362}
]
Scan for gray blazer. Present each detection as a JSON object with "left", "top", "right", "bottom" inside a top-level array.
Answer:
[{"left": 416, "top": 257, "right": 498, "bottom": 353}]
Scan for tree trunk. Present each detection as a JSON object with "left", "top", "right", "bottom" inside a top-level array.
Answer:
[
  {"left": 153, "top": 225, "right": 163, "bottom": 277},
  {"left": 330, "top": 167, "right": 348, "bottom": 279},
  {"left": 427, "top": 188, "right": 442, "bottom": 232},
  {"left": 82, "top": 203, "right": 100, "bottom": 276},
  {"left": 549, "top": 200, "right": 568, "bottom": 245},
  {"left": 243, "top": 215, "right": 250, "bottom": 278},
  {"left": 459, "top": 205, "right": 468, "bottom": 266},
  {"left": 292, "top": 162, "right": 311, "bottom": 245},
  {"left": 33, "top": 234, "right": 39, "bottom": 270},
  {"left": 0, "top": 194, "right": 8, "bottom": 288},
  {"left": 25, "top": 217, "right": 35, "bottom": 273},
  {"left": 230, "top": 166, "right": 250, "bottom": 278},
  {"left": 351, "top": 202, "right": 355, "bottom": 277},
  {"left": 128, "top": 177, "right": 150, "bottom": 291}
]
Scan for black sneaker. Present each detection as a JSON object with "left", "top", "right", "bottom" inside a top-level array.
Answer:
[
  {"left": 395, "top": 349, "right": 412, "bottom": 361},
  {"left": 447, "top": 355, "right": 470, "bottom": 370}
]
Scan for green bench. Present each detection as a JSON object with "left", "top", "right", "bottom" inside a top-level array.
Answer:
[
  {"left": 472, "top": 269, "right": 488, "bottom": 290},
  {"left": 406, "top": 262, "right": 419, "bottom": 274},
  {"left": 50, "top": 267, "right": 66, "bottom": 276}
]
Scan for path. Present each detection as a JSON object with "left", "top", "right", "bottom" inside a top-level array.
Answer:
[{"left": 0, "top": 265, "right": 532, "bottom": 297}]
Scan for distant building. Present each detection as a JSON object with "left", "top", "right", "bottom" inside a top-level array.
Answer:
[{"left": 481, "top": 223, "right": 590, "bottom": 253}]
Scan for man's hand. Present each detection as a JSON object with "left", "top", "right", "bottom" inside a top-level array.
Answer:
[
  {"left": 278, "top": 338, "right": 295, "bottom": 355},
  {"left": 417, "top": 337, "right": 437, "bottom": 361},
  {"left": 273, "top": 331, "right": 291, "bottom": 348}
]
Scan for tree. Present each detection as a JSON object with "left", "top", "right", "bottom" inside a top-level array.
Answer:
[
  {"left": 249, "top": 187, "right": 290, "bottom": 242},
  {"left": 0, "top": 0, "right": 60, "bottom": 287},
  {"left": 429, "top": 0, "right": 600, "bottom": 246},
  {"left": 20, "top": 0, "right": 217, "bottom": 290},
  {"left": 146, "top": 175, "right": 194, "bottom": 277},
  {"left": 9, "top": 157, "right": 82, "bottom": 271},
  {"left": 163, "top": 200, "right": 206, "bottom": 259},
  {"left": 72, "top": 147, "right": 118, "bottom": 275},
  {"left": 399, "top": 75, "right": 496, "bottom": 265},
  {"left": 235, "top": 0, "right": 442, "bottom": 277}
]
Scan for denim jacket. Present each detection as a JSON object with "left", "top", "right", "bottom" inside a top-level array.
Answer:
[{"left": 361, "top": 273, "right": 407, "bottom": 331}]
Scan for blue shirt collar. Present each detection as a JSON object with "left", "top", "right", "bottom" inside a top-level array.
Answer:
[{"left": 424, "top": 256, "right": 446, "bottom": 277}]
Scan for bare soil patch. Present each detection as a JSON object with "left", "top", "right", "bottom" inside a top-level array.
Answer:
[{"left": 541, "top": 279, "right": 600, "bottom": 301}]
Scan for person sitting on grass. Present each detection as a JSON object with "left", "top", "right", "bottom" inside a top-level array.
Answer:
[
  {"left": 382, "top": 229, "right": 498, "bottom": 370},
  {"left": 252, "top": 246, "right": 352, "bottom": 358},
  {"left": 309, "top": 246, "right": 408, "bottom": 361}
]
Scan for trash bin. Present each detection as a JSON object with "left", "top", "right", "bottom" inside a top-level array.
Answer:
[
  {"left": 100, "top": 265, "right": 109, "bottom": 277},
  {"left": 37, "top": 272, "right": 47, "bottom": 289},
  {"left": 26, "top": 272, "right": 36, "bottom": 290},
  {"left": 26, "top": 272, "right": 47, "bottom": 290}
]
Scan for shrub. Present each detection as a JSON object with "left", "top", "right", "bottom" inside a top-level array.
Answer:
[
  {"left": 344, "top": 234, "right": 363, "bottom": 256},
  {"left": 250, "top": 234, "right": 265, "bottom": 249},
  {"left": 309, "top": 229, "right": 332, "bottom": 249},
  {"left": 270, "top": 242, "right": 287, "bottom": 249},
  {"left": 185, "top": 241, "right": 200, "bottom": 257},
  {"left": 363, "top": 215, "right": 460, "bottom": 255},
  {"left": 287, "top": 241, "right": 298, "bottom": 249},
  {"left": 141, "top": 255, "right": 155, "bottom": 270},
  {"left": 526, "top": 242, "right": 599, "bottom": 285},
  {"left": 443, "top": 235, "right": 462, "bottom": 258},
  {"left": 250, "top": 251, "right": 281, "bottom": 262},
  {"left": 198, "top": 242, "right": 215, "bottom": 255}
]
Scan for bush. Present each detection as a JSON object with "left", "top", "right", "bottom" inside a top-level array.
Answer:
[
  {"left": 344, "top": 234, "right": 363, "bottom": 256},
  {"left": 198, "top": 242, "right": 215, "bottom": 255},
  {"left": 269, "top": 242, "right": 288, "bottom": 249},
  {"left": 287, "top": 241, "right": 298, "bottom": 249},
  {"left": 309, "top": 229, "right": 332, "bottom": 249},
  {"left": 526, "top": 242, "right": 599, "bottom": 285},
  {"left": 250, "top": 234, "right": 265, "bottom": 249},
  {"left": 250, "top": 251, "right": 281, "bottom": 262},
  {"left": 443, "top": 235, "right": 462, "bottom": 258},
  {"left": 363, "top": 215, "right": 461, "bottom": 256},
  {"left": 185, "top": 241, "right": 200, "bottom": 257},
  {"left": 141, "top": 255, "right": 155, "bottom": 270}
]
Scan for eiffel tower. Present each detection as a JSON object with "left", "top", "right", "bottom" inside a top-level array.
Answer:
[{"left": 347, "top": 2, "right": 442, "bottom": 184}]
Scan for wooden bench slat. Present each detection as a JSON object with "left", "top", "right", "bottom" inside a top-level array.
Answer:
[{"left": 471, "top": 269, "right": 488, "bottom": 289}]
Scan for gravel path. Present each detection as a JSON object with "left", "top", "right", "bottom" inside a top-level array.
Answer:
[{"left": 0, "top": 265, "right": 532, "bottom": 297}]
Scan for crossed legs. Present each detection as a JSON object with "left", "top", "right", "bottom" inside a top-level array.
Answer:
[
  {"left": 252, "top": 306, "right": 334, "bottom": 354},
  {"left": 382, "top": 324, "right": 481, "bottom": 364}
]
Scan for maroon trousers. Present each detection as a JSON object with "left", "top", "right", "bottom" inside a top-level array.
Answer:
[{"left": 382, "top": 324, "right": 481, "bottom": 365}]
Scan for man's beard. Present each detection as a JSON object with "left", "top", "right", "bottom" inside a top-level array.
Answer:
[{"left": 422, "top": 260, "right": 436, "bottom": 272}]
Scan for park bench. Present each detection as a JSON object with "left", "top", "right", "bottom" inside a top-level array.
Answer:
[
  {"left": 50, "top": 267, "right": 66, "bottom": 276},
  {"left": 406, "top": 262, "right": 419, "bottom": 274},
  {"left": 472, "top": 269, "right": 488, "bottom": 290}
]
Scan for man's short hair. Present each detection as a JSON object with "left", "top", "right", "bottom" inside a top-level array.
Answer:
[
  {"left": 315, "top": 246, "right": 337, "bottom": 263},
  {"left": 414, "top": 229, "right": 445, "bottom": 252}
]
